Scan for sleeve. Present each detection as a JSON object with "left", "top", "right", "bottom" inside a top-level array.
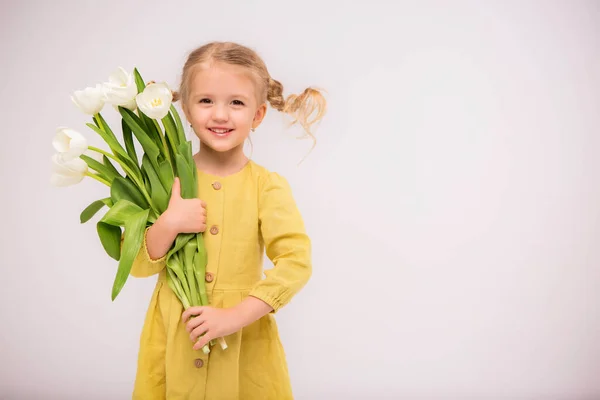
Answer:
[
  {"left": 128, "top": 226, "right": 167, "bottom": 278},
  {"left": 248, "top": 172, "right": 312, "bottom": 313}
]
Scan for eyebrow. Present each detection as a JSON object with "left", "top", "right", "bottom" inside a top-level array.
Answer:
[{"left": 193, "top": 93, "right": 251, "bottom": 101}]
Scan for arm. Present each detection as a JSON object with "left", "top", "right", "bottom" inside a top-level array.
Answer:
[
  {"left": 182, "top": 172, "right": 311, "bottom": 349},
  {"left": 247, "top": 172, "right": 312, "bottom": 313},
  {"left": 232, "top": 296, "right": 274, "bottom": 327},
  {"left": 130, "top": 212, "right": 178, "bottom": 278},
  {"left": 130, "top": 177, "right": 207, "bottom": 278}
]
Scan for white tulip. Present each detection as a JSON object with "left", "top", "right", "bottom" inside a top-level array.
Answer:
[
  {"left": 103, "top": 67, "right": 138, "bottom": 111},
  {"left": 52, "top": 127, "right": 88, "bottom": 162},
  {"left": 50, "top": 153, "right": 88, "bottom": 187},
  {"left": 71, "top": 84, "right": 105, "bottom": 115},
  {"left": 136, "top": 82, "right": 173, "bottom": 119}
]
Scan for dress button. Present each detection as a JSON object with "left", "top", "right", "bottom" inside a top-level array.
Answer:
[
  {"left": 212, "top": 181, "right": 222, "bottom": 190},
  {"left": 209, "top": 225, "right": 219, "bottom": 235},
  {"left": 205, "top": 272, "right": 214, "bottom": 283},
  {"left": 194, "top": 358, "right": 204, "bottom": 368}
]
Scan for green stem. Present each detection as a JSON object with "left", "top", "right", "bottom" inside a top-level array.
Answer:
[
  {"left": 85, "top": 171, "right": 110, "bottom": 186},
  {"left": 88, "top": 145, "right": 124, "bottom": 166},
  {"left": 95, "top": 113, "right": 111, "bottom": 137},
  {"left": 152, "top": 120, "right": 172, "bottom": 166},
  {"left": 169, "top": 267, "right": 210, "bottom": 354},
  {"left": 87, "top": 145, "right": 156, "bottom": 213}
]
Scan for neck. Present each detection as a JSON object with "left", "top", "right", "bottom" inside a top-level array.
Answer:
[{"left": 194, "top": 141, "right": 249, "bottom": 176}]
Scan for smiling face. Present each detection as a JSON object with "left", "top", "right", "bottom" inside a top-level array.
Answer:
[{"left": 182, "top": 62, "right": 267, "bottom": 155}]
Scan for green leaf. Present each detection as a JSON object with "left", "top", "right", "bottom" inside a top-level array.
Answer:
[
  {"left": 80, "top": 154, "right": 119, "bottom": 183},
  {"left": 175, "top": 154, "right": 196, "bottom": 199},
  {"left": 101, "top": 198, "right": 114, "bottom": 208},
  {"left": 100, "top": 198, "right": 143, "bottom": 226},
  {"left": 166, "top": 267, "right": 189, "bottom": 308},
  {"left": 162, "top": 112, "right": 180, "bottom": 150},
  {"left": 96, "top": 113, "right": 118, "bottom": 142},
  {"left": 177, "top": 139, "right": 194, "bottom": 169},
  {"left": 169, "top": 254, "right": 191, "bottom": 303},
  {"left": 165, "top": 232, "right": 194, "bottom": 263},
  {"left": 142, "top": 154, "right": 169, "bottom": 213},
  {"left": 112, "top": 208, "right": 150, "bottom": 300},
  {"left": 122, "top": 119, "right": 140, "bottom": 167},
  {"left": 141, "top": 167, "right": 152, "bottom": 197},
  {"left": 110, "top": 177, "right": 149, "bottom": 212},
  {"left": 80, "top": 198, "right": 110, "bottom": 224},
  {"left": 119, "top": 107, "right": 161, "bottom": 170},
  {"left": 170, "top": 105, "right": 187, "bottom": 145},
  {"left": 86, "top": 123, "right": 133, "bottom": 165},
  {"left": 195, "top": 233, "right": 209, "bottom": 306},
  {"left": 97, "top": 222, "right": 121, "bottom": 261},
  {"left": 133, "top": 68, "right": 146, "bottom": 93},
  {"left": 184, "top": 240, "right": 199, "bottom": 306},
  {"left": 158, "top": 159, "right": 174, "bottom": 193},
  {"left": 103, "top": 155, "right": 122, "bottom": 178},
  {"left": 143, "top": 112, "right": 164, "bottom": 149}
]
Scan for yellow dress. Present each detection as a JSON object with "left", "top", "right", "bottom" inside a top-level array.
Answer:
[{"left": 129, "top": 160, "right": 311, "bottom": 400}]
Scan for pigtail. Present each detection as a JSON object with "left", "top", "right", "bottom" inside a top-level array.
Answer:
[
  {"left": 267, "top": 78, "right": 327, "bottom": 152},
  {"left": 172, "top": 90, "right": 181, "bottom": 103}
]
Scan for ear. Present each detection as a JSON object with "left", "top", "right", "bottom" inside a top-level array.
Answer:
[{"left": 252, "top": 103, "right": 267, "bottom": 129}]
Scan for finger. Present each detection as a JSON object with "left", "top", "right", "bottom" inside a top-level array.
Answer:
[
  {"left": 182, "top": 306, "right": 204, "bottom": 323},
  {"left": 194, "top": 332, "right": 212, "bottom": 351},
  {"left": 185, "top": 315, "right": 206, "bottom": 333},
  {"left": 191, "top": 324, "right": 209, "bottom": 342},
  {"left": 200, "top": 199, "right": 207, "bottom": 208},
  {"left": 182, "top": 307, "right": 203, "bottom": 324},
  {"left": 171, "top": 177, "right": 181, "bottom": 200}
]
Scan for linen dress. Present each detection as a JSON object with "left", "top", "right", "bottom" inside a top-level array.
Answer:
[{"left": 129, "top": 160, "right": 311, "bottom": 400}]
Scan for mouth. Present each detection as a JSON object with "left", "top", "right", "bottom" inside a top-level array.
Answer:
[{"left": 208, "top": 128, "right": 234, "bottom": 137}]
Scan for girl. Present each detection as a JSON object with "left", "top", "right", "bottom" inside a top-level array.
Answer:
[{"left": 129, "top": 41, "right": 326, "bottom": 399}]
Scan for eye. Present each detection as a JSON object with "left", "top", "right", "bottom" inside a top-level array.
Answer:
[
  {"left": 199, "top": 98, "right": 212, "bottom": 104},
  {"left": 232, "top": 100, "right": 245, "bottom": 106}
]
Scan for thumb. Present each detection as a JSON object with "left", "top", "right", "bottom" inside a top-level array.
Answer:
[{"left": 170, "top": 177, "right": 181, "bottom": 202}]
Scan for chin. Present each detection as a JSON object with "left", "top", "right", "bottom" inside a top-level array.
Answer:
[{"left": 203, "top": 139, "right": 244, "bottom": 153}]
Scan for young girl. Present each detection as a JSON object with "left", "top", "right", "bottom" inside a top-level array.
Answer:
[{"left": 129, "top": 41, "right": 326, "bottom": 399}]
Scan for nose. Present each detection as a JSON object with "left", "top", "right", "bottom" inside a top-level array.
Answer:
[{"left": 212, "top": 104, "right": 229, "bottom": 122}]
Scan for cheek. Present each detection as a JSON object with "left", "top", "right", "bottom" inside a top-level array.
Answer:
[
  {"left": 234, "top": 109, "right": 256, "bottom": 125},
  {"left": 190, "top": 108, "right": 210, "bottom": 123}
]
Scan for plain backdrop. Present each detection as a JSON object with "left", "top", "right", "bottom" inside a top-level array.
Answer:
[{"left": 1, "top": 0, "right": 600, "bottom": 399}]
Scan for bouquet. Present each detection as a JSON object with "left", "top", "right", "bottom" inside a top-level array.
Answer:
[{"left": 51, "top": 67, "right": 226, "bottom": 354}]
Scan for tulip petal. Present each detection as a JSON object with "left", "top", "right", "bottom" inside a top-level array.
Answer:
[
  {"left": 51, "top": 153, "right": 88, "bottom": 175},
  {"left": 108, "top": 67, "right": 129, "bottom": 85},
  {"left": 50, "top": 173, "right": 84, "bottom": 187},
  {"left": 135, "top": 82, "right": 173, "bottom": 120},
  {"left": 53, "top": 127, "right": 88, "bottom": 161},
  {"left": 103, "top": 67, "right": 138, "bottom": 108},
  {"left": 50, "top": 154, "right": 88, "bottom": 187},
  {"left": 71, "top": 84, "right": 105, "bottom": 115},
  {"left": 52, "top": 127, "right": 71, "bottom": 153}
]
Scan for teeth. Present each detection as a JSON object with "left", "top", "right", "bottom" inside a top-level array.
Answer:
[{"left": 211, "top": 129, "right": 231, "bottom": 134}]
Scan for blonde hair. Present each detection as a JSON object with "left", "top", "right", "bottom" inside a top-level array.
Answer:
[{"left": 173, "top": 42, "right": 326, "bottom": 155}]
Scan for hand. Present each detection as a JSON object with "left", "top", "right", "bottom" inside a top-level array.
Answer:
[
  {"left": 182, "top": 306, "right": 243, "bottom": 351},
  {"left": 163, "top": 177, "right": 207, "bottom": 234}
]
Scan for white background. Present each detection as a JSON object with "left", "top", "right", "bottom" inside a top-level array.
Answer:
[{"left": 2, "top": 1, "right": 600, "bottom": 399}]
